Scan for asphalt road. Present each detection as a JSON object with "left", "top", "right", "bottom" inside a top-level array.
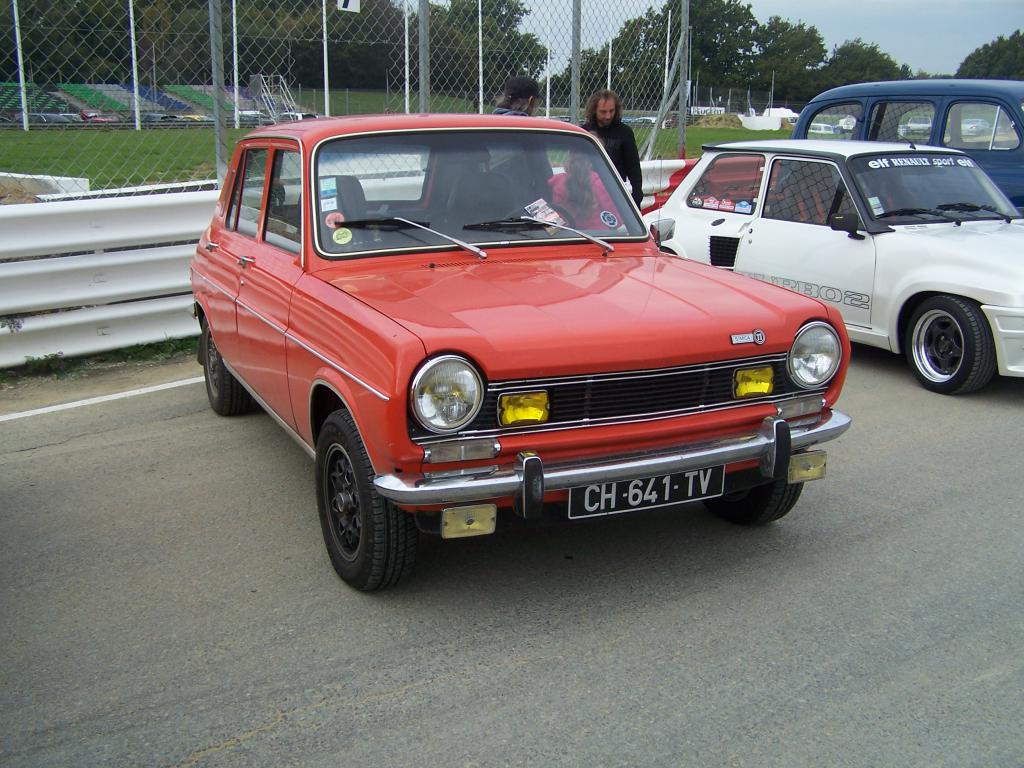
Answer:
[{"left": 2, "top": 348, "right": 1022, "bottom": 767}]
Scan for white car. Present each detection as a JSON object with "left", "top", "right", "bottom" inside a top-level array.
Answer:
[{"left": 645, "top": 140, "right": 1024, "bottom": 395}]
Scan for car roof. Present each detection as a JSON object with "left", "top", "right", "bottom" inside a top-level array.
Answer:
[
  {"left": 808, "top": 78, "right": 1024, "bottom": 103},
  {"left": 242, "top": 112, "right": 592, "bottom": 143},
  {"left": 704, "top": 139, "right": 967, "bottom": 162}
]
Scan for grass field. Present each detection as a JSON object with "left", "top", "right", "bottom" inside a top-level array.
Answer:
[{"left": 0, "top": 121, "right": 792, "bottom": 192}]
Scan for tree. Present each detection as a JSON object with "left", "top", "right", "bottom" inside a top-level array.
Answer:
[
  {"left": 751, "top": 16, "right": 826, "bottom": 103},
  {"left": 957, "top": 30, "right": 1024, "bottom": 79},
  {"left": 818, "top": 39, "right": 904, "bottom": 91}
]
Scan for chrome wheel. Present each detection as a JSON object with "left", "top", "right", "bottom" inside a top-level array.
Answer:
[{"left": 911, "top": 308, "right": 963, "bottom": 383}]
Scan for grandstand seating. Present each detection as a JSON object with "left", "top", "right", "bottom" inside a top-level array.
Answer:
[
  {"left": 164, "top": 84, "right": 223, "bottom": 114},
  {"left": 0, "top": 82, "right": 67, "bottom": 112},
  {"left": 58, "top": 83, "right": 125, "bottom": 112},
  {"left": 136, "top": 85, "right": 191, "bottom": 112}
]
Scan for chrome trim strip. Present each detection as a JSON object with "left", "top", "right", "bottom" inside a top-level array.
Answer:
[
  {"left": 192, "top": 270, "right": 236, "bottom": 301},
  {"left": 375, "top": 409, "right": 851, "bottom": 504},
  {"left": 223, "top": 359, "right": 315, "bottom": 459},
  {"left": 287, "top": 332, "right": 390, "bottom": 401},
  {"left": 236, "top": 299, "right": 287, "bottom": 334}
]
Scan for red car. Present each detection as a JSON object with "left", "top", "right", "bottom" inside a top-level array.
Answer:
[{"left": 190, "top": 114, "right": 852, "bottom": 591}]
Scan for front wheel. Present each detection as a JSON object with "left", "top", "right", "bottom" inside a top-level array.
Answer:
[
  {"left": 316, "top": 411, "right": 418, "bottom": 591},
  {"left": 904, "top": 295, "right": 995, "bottom": 395},
  {"left": 704, "top": 478, "right": 803, "bottom": 526}
]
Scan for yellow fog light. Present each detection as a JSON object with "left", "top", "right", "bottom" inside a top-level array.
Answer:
[
  {"left": 788, "top": 451, "right": 827, "bottom": 483},
  {"left": 498, "top": 391, "right": 549, "bottom": 426},
  {"left": 441, "top": 504, "right": 498, "bottom": 539},
  {"left": 734, "top": 366, "right": 774, "bottom": 397}
]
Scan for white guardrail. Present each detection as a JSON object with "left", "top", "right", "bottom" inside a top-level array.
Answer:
[{"left": 0, "top": 160, "right": 690, "bottom": 369}]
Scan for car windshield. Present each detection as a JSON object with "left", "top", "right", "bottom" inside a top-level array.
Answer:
[
  {"left": 313, "top": 129, "right": 645, "bottom": 258},
  {"left": 848, "top": 153, "right": 1019, "bottom": 223}
]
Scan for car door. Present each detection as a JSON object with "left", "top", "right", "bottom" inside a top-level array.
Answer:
[
  {"left": 200, "top": 146, "right": 268, "bottom": 363},
  {"left": 231, "top": 144, "right": 305, "bottom": 429},
  {"left": 737, "top": 156, "right": 876, "bottom": 330}
]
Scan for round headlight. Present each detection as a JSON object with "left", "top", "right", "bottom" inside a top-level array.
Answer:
[
  {"left": 788, "top": 322, "right": 841, "bottom": 388},
  {"left": 411, "top": 355, "right": 484, "bottom": 433}
]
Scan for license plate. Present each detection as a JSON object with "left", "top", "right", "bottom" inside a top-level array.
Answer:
[{"left": 568, "top": 466, "right": 725, "bottom": 519}]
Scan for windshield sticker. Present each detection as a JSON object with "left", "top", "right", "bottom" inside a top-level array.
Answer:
[
  {"left": 735, "top": 200, "right": 753, "bottom": 214},
  {"left": 319, "top": 177, "right": 337, "bottom": 198},
  {"left": 703, "top": 196, "right": 720, "bottom": 210},
  {"left": 867, "top": 196, "right": 885, "bottom": 216},
  {"left": 332, "top": 228, "right": 353, "bottom": 245},
  {"left": 600, "top": 210, "right": 619, "bottom": 227},
  {"left": 689, "top": 196, "right": 704, "bottom": 208},
  {"left": 719, "top": 198, "right": 736, "bottom": 212},
  {"left": 325, "top": 212, "right": 346, "bottom": 229},
  {"left": 866, "top": 156, "right": 977, "bottom": 170},
  {"left": 525, "top": 198, "right": 569, "bottom": 228},
  {"left": 321, "top": 196, "right": 338, "bottom": 212}
]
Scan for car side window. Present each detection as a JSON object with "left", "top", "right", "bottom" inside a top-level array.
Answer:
[
  {"left": 868, "top": 101, "right": 935, "bottom": 142},
  {"left": 233, "top": 148, "right": 269, "bottom": 238},
  {"left": 264, "top": 149, "right": 302, "bottom": 254},
  {"left": 943, "top": 102, "right": 1020, "bottom": 151},
  {"left": 763, "top": 159, "right": 854, "bottom": 227},
  {"left": 806, "top": 102, "right": 862, "bottom": 140},
  {"left": 686, "top": 153, "right": 764, "bottom": 215}
]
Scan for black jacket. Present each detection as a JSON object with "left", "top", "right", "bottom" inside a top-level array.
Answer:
[{"left": 583, "top": 120, "right": 643, "bottom": 206}]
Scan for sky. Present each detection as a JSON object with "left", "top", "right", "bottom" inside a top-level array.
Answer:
[{"left": 521, "top": 0, "right": 1024, "bottom": 76}]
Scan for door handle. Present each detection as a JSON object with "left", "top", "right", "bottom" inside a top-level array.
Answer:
[
  {"left": 204, "top": 240, "right": 220, "bottom": 251},
  {"left": 237, "top": 255, "right": 256, "bottom": 266}
]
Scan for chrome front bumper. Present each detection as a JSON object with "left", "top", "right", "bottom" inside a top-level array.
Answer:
[{"left": 374, "top": 410, "right": 851, "bottom": 510}]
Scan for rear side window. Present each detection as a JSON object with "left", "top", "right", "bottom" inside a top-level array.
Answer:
[
  {"left": 806, "top": 102, "right": 862, "bottom": 140},
  {"left": 943, "top": 102, "right": 1020, "bottom": 151},
  {"left": 867, "top": 101, "right": 935, "bottom": 142},
  {"left": 233, "top": 148, "right": 269, "bottom": 237},
  {"left": 687, "top": 153, "right": 764, "bottom": 215},
  {"left": 763, "top": 159, "right": 856, "bottom": 226}
]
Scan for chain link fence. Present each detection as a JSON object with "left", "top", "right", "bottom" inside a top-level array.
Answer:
[{"left": 1, "top": 0, "right": 700, "bottom": 204}]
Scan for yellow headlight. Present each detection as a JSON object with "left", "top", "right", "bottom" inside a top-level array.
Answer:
[
  {"left": 498, "top": 391, "right": 549, "bottom": 426},
  {"left": 734, "top": 366, "right": 774, "bottom": 398}
]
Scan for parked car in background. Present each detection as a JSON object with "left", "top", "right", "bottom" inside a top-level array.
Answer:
[
  {"left": 808, "top": 122, "right": 835, "bottom": 135},
  {"left": 645, "top": 139, "right": 1024, "bottom": 395},
  {"left": 278, "top": 110, "right": 318, "bottom": 121},
  {"left": 191, "top": 114, "right": 851, "bottom": 590},
  {"left": 793, "top": 79, "right": 1024, "bottom": 206},
  {"left": 179, "top": 113, "right": 214, "bottom": 123},
  {"left": 140, "top": 112, "right": 182, "bottom": 124},
  {"left": 80, "top": 110, "right": 118, "bottom": 123}
]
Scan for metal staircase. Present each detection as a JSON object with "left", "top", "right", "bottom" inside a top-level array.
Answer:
[{"left": 251, "top": 75, "right": 300, "bottom": 120}]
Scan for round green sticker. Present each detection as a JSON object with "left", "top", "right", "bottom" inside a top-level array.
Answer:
[{"left": 332, "top": 228, "right": 353, "bottom": 245}]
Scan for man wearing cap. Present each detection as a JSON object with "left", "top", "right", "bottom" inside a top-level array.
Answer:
[{"left": 494, "top": 76, "right": 540, "bottom": 116}]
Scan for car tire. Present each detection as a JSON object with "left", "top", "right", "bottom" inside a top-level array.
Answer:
[
  {"left": 316, "top": 410, "right": 418, "bottom": 591},
  {"left": 199, "top": 321, "right": 253, "bottom": 416},
  {"left": 704, "top": 478, "right": 803, "bottom": 526},
  {"left": 904, "top": 295, "right": 996, "bottom": 395}
]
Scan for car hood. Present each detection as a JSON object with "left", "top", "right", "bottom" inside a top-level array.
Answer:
[{"left": 320, "top": 247, "right": 828, "bottom": 378}]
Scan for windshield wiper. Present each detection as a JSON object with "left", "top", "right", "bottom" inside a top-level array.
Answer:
[
  {"left": 464, "top": 216, "right": 615, "bottom": 256},
  {"left": 876, "top": 207, "right": 948, "bottom": 220},
  {"left": 936, "top": 202, "right": 1014, "bottom": 223},
  {"left": 338, "top": 216, "right": 486, "bottom": 259}
]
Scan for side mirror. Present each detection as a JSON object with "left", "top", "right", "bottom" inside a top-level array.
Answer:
[
  {"left": 650, "top": 218, "right": 675, "bottom": 247},
  {"left": 830, "top": 213, "right": 865, "bottom": 240}
]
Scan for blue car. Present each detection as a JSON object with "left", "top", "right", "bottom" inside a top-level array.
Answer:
[{"left": 793, "top": 79, "right": 1024, "bottom": 207}]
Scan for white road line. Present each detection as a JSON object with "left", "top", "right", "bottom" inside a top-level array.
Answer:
[{"left": 0, "top": 376, "right": 205, "bottom": 423}]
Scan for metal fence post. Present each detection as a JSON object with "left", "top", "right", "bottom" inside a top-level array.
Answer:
[
  {"left": 418, "top": 0, "right": 429, "bottom": 112},
  {"left": 11, "top": 0, "right": 29, "bottom": 131},
  {"left": 570, "top": 0, "right": 580, "bottom": 122},
  {"left": 678, "top": 0, "right": 688, "bottom": 157},
  {"left": 208, "top": 0, "right": 228, "bottom": 186}
]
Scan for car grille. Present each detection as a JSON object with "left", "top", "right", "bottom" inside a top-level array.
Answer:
[
  {"left": 412, "top": 353, "right": 813, "bottom": 442},
  {"left": 708, "top": 236, "right": 740, "bottom": 268}
]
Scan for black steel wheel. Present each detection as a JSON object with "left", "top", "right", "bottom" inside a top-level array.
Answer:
[
  {"left": 316, "top": 410, "right": 418, "bottom": 591},
  {"left": 199, "top": 320, "right": 253, "bottom": 416},
  {"left": 905, "top": 295, "right": 995, "bottom": 395},
  {"left": 704, "top": 478, "right": 803, "bottom": 526}
]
